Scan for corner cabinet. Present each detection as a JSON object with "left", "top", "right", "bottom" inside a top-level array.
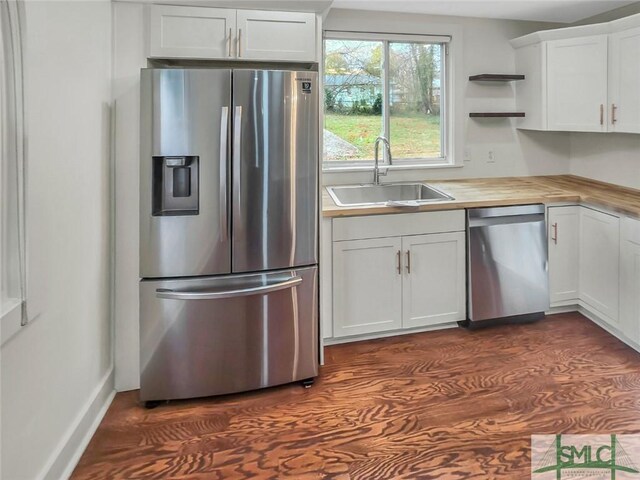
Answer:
[
  {"left": 620, "top": 217, "right": 640, "bottom": 345},
  {"left": 512, "top": 13, "right": 640, "bottom": 133},
  {"left": 329, "top": 211, "right": 466, "bottom": 341},
  {"left": 609, "top": 26, "right": 640, "bottom": 133},
  {"left": 579, "top": 207, "right": 620, "bottom": 325},
  {"left": 148, "top": 5, "right": 317, "bottom": 62}
]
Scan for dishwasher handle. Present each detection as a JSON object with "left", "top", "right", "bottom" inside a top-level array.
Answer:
[
  {"left": 468, "top": 204, "right": 545, "bottom": 219},
  {"left": 468, "top": 213, "right": 545, "bottom": 228}
]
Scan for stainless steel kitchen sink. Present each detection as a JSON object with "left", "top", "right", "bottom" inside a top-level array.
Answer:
[{"left": 326, "top": 183, "right": 454, "bottom": 207}]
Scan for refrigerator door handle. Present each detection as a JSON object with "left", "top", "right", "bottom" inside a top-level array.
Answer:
[
  {"left": 233, "top": 105, "right": 242, "bottom": 164},
  {"left": 219, "top": 106, "right": 229, "bottom": 241},
  {"left": 155, "top": 275, "right": 302, "bottom": 300}
]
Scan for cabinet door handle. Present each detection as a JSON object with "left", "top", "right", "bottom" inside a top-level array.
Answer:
[
  {"left": 228, "top": 28, "right": 232, "bottom": 57},
  {"left": 612, "top": 103, "right": 617, "bottom": 124},
  {"left": 551, "top": 222, "right": 558, "bottom": 244},
  {"left": 396, "top": 250, "right": 402, "bottom": 275},
  {"left": 237, "top": 28, "right": 242, "bottom": 57},
  {"left": 406, "top": 250, "right": 411, "bottom": 274},
  {"left": 600, "top": 104, "right": 604, "bottom": 125}
]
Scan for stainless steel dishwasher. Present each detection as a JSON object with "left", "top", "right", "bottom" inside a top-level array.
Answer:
[{"left": 466, "top": 204, "right": 549, "bottom": 325}]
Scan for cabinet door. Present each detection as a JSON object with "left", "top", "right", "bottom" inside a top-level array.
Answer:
[
  {"left": 609, "top": 26, "right": 640, "bottom": 133},
  {"left": 333, "top": 238, "right": 402, "bottom": 338},
  {"left": 236, "top": 10, "right": 316, "bottom": 62},
  {"left": 548, "top": 206, "right": 580, "bottom": 306},
  {"left": 149, "top": 5, "right": 235, "bottom": 59},
  {"left": 547, "top": 35, "right": 608, "bottom": 132},
  {"left": 580, "top": 207, "right": 620, "bottom": 324},
  {"left": 402, "top": 233, "right": 466, "bottom": 329},
  {"left": 620, "top": 217, "right": 640, "bottom": 345}
]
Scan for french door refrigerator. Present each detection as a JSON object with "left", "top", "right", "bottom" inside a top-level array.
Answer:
[{"left": 139, "top": 68, "right": 319, "bottom": 403}]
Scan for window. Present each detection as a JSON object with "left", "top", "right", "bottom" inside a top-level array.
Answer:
[
  {"left": 323, "top": 33, "right": 449, "bottom": 169},
  {"left": 1, "top": 0, "right": 27, "bottom": 328}
]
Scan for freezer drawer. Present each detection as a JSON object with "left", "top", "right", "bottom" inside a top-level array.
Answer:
[{"left": 140, "top": 266, "right": 318, "bottom": 401}]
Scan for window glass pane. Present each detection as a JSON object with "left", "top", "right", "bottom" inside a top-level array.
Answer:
[
  {"left": 389, "top": 42, "right": 442, "bottom": 159},
  {"left": 324, "top": 39, "right": 383, "bottom": 162}
]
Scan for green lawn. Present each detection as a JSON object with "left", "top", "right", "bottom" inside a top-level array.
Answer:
[{"left": 324, "top": 112, "right": 441, "bottom": 161}]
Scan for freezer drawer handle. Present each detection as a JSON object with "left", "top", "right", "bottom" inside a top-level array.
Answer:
[{"left": 155, "top": 276, "right": 302, "bottom": 300}]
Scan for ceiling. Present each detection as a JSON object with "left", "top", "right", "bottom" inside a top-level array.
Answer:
[{"left": 329, "top": 0, "right": 637, "bottom": 23}]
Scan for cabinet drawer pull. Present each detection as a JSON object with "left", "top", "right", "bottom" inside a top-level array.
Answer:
[
  {"left": 228, "top": 28, "right": 232, "bottom": 57},
  {"left": 396, "top": 250, "right": 401, "bottom": 275},
  {"left": 406, "top": 250, "right": 411, "bottom": 274},
  {"left": 551, "top": 222, "right": 558, "bottom": 244},
  {"left": 237, "top": 28, "right": 242, "bottom": 57}
]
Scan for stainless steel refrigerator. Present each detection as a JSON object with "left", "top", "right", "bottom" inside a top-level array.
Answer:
[{"left": 139, "top": 68, "right": 319, "bottom": 403}]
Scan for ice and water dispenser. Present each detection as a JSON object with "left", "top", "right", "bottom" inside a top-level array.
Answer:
[{"left": 152, "top": 155, "right": 199, "bottom": 216}]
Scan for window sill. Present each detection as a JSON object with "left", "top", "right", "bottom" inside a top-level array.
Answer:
[
  {"left": 1, "top": 298, "right": 24, "bottom": 346},
  {"left": 322, "top": 162, "right": 463, "bottom": 173}
]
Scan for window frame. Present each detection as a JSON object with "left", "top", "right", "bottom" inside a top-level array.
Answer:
[{"left": 322, "top": 30, "right": 453, "bottom": 172}]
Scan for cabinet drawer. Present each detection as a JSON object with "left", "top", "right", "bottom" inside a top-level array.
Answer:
[{"left": 333, "top": 210, "right": 465, "bottom": 242}]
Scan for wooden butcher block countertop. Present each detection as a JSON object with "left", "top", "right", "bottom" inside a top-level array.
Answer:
[{"left": 322, "top": 175, "right": 640, "bottom": 218}]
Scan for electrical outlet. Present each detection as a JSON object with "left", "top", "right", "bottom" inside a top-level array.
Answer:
[
  {"left": 487, "top": 150, "right": 496, "bottom": 163},
  {"left": 463, "top": 148, "right": 471, "bottom": 162}
]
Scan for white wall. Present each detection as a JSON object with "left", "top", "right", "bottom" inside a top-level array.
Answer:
[
  {"left": 112, "top": 0, "right": 146, "bottom": 394},
  {"left": 1, "top": 2, "right": 114, "bottom": 479},
  {"left": 322, "top": 9, "right": 572, "bottom": 185},
  {"left": 570, "top": 133, "right": 640, "bottom": 189}
]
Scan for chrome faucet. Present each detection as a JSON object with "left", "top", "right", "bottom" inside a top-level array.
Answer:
[{"left": 373, "top": 136, "right": 392, "bottom": 185}]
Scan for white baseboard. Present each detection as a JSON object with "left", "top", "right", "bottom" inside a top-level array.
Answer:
[{"left": 39, "top": 366, "right": 116, "bottom": 480}]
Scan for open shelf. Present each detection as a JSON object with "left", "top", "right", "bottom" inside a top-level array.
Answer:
[
  {"left": 469, "top": 74, "right": 525, "bottom": 82},
  {"left": 469, "top": 112, "right": 525, "bottom": 118}
]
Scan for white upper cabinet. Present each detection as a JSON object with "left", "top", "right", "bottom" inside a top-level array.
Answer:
[
  {"left": 547, "top": 35, "right": 608, "bottom": 132},
  {"left": 547, "top": 206, "right": 580, "bottom": 306},
  {"left": 149, "top": 6, "right": 236, "bottom": 59},
  {"left": 512, "top": 13, "right": 640, "bottom": 133},
  {"left": 236, "top": 10, "right": 316, "bottom": 62},
  {"left": 609, "top": 26, "right": 640, "bottom": 133},
  {"left": 579, "top": 207, "right": 620, "bottom": 325},
  {"left": 148, "top": 6, "right": 316, "bottom": 62}
]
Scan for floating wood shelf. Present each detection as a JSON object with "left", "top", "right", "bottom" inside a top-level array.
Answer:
[
  {"left": 469, "top": 112, "right": 526, "bottom": 118},
  {"left": 469, "top": 74, "right": 525, "bottom": 81}
]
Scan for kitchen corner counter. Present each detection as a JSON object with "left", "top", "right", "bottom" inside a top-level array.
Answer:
[{"left": 322, "top": 175, "right": 640, "bottom": 219}]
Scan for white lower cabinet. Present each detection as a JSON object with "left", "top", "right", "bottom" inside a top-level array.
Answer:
[
  {"left": 402, "top": 233, "right": 466, "bottom": 329},
  {"left": 548, "top": 206, "right": 580, "bottom": 306},
  {"left": 331, "top": 211, "right": 466, "bottom": 340},
  {"left": 620, "top": 217, "right": 640, "bottom": 345},
  {"left": 579, "top": 206, "right": 620, "bottom": 325},
  {"left": 332, "top": 237, "right": 403, "bottom": 338}
]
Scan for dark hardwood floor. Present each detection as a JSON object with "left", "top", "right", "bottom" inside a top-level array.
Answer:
[{"left": 72, "top": 313, "right": 640, "bottom": 479}]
